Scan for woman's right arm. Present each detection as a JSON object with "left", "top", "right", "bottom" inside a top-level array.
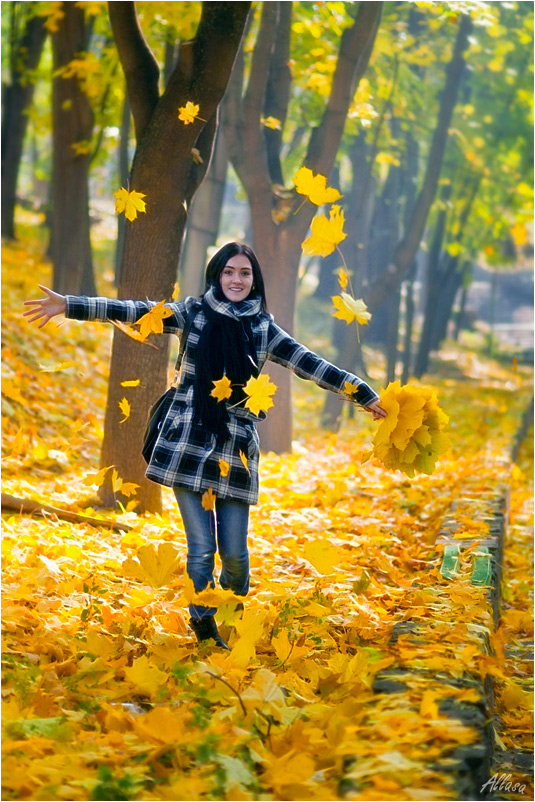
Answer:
[{"left": 24, "top": 286, "right": 194, "bottom": 332}]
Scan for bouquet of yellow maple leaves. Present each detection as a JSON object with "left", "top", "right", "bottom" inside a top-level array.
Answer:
[{"left": 368, "top": 381, "right": 451, "bottom": 477}]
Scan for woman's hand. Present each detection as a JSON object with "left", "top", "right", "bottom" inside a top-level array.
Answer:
[
  {"left": 366, "top": 400, "right": 387, "bottom": 420},
  {"left": 23, "top": 285, "right": 66, "bottom": 328}
]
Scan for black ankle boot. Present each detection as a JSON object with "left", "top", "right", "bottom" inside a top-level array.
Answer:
[{"left": 190, "top": 615, "right": 230, "bottom": 650}]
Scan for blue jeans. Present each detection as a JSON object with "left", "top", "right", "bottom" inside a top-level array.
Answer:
[{"left": 173, "top": 487, "right": 250, "bottom": 620}]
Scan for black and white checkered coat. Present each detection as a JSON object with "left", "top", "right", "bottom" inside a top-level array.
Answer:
[{"left": 65, "top": 291, "right": 379, "bottom": 505}]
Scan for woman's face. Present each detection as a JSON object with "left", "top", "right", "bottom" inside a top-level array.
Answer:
[{"left": 219, "top": 254, "right": 254, "bottom": 302}]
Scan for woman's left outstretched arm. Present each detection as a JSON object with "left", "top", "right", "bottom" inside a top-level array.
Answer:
[{"left": 266, "top": 321, "right": 386, "bottom": 418}]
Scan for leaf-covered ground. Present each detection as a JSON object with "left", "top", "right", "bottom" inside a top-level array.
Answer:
[{"left": 2, "top": 232, "right": 533, "bottom": 801}]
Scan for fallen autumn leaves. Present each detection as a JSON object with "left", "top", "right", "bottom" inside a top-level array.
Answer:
[{"left": 2, "top": 234, "right": 533, "bottom": 800}]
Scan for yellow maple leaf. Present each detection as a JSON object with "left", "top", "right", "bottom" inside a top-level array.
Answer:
[
  {"left": 292, "top": 166, "right": 342, "bottom": 206},
  {"left": 113, "top": 187, "right": 147, "bottom": 222},
  {"left": 137, "top": 300, "right": 173, "bottom": 339},
  {"left": 239, "top": 450, "right": 250, "bottom": 474},
  {"left": 122, "top": 543, "right": 180, "bottom": 587},
  {"left": 219, "top": 458, "right": 230, "bottom": 477},
  {"left": 243, "top": 374, "right": 277, "bottom": 416},
  {"left": 111, "top": 468, "right": 123, "bottom": 493},
  {"left": 332, "top": 293, "right": 371, "bottom": 325},
  {"left": 119, "top": 481, "right": 139, "bottom": 498},
  {"left": 337, "top": 267, "right": 349, "bottom": 290},
  {"left": 118, "top": 397, "right": 131, "bottom": 422},
  {"left": 261, "top": 115, "right": 282, "bottom": 130},
  {"left": 178, "top": 101, "right": 205, "bottom": 124},
  {"left": 121, "top": 379, "right": 140, "bottom": 387},
  {"left": 82, "top": 465, "right": 112, "bottom": 487},
  {"left": 303, "top": 539, "right": 342, "bottom": 574},
  {"left": 302, "top": 205, "right": 347, "bottom": 257},
  {"left": 124, "top": 655, "right": 168, "bottom": 697},
  {"left": 202, "top": 487, "right": 216, "bottom": 511},
  {"left": 344, "top": 381, "right": 359, "bottom": 397},
  {"left": 172, "top": 282, "right": 180, "bottom": 300},
  {"left": 112, "top": 319, "right": 147, "bottom": 343},
  {"left": 211, "top": 376, "right": 233, "bottom": 402}
]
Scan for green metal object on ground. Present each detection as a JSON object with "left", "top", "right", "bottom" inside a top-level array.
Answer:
[
  {"left": 471, "top": 547, "right": 492, "bottom": 586},
  {"left": 440, "top": 543, "right": 460, "bottom": 579}
]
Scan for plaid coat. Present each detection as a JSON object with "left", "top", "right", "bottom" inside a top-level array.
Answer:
[{"left": 65, "top": 291, "right": 379, "bottom": 505}]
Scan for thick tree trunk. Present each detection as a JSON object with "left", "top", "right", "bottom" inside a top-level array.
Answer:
[
  {"left": 99, "top": 1, "right": 251, "bottom": 512},
  {"left": 115, "top": 91, "right": 131, "bottom": 283},
  {"left": 1, "top": 8, "right": 47, "bottom": 239},
  {"left": 51, "top": 2, "right": 96, "bottom": 295},
  {"left": 180, "top": 126, "right": 228, "bottom": 298}
]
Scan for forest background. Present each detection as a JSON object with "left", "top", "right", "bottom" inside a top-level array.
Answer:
[
  {"left": 2, "top": 0, "right": 533, "bottom": 512},
  {"left": 1, "top": 2, "right": 534, "bottom": 800}
]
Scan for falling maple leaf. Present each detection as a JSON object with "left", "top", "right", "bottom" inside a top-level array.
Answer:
[
  {"left": 337, "top": 267, "right": 349, "bottom": 290},
  {"left": 202, "top": 487, "right": 216, "bottom": 511},
  {"left": 172, "top": 282, "right": 180, "bottom": 301},
  {"left": 261, "top": 115, "right": 282, "bottom": 130},
  {"left": 302, "top": 205, "right": 347, "bottom": 257},
  {"left": 243, "top": 374, "right": 277, "bottom": 416},
  {"left": 292, "top": 166, "right": 342, "bottom": 206},
  {"left": 112, "top": 319, "right": 148, "bottom": 343},
  {"left": 121, "top": 379, "right": 140, "bottom": 387},
  {"left": 113, "top": 187, "right": 147, "bottom": 221},
  {"left": 211, "top": 376, "right": 233, "bottom": 402},
  {"left": 177, "top": 101, "right": 205, "bottom": 125},
  {"left": 344, "top": 381, "right": 359, "bottom": 397},
  {"left": 118, "top": 397, "right": 131, "bottom": 422},
  {"left": 137, "top": 300, "right": 174, "bottom": 339},
  {"left": 332, "top": 293, "right": 371, "bottom": 325},
  {"left": 239, "top": 450, "right": 250, "bottom": 474},
  {"left": 82, "top": 465, "right": 112, "bottom": 487},
  {"left": 219, "top": 459, "right": 230, "bottom": 477}
]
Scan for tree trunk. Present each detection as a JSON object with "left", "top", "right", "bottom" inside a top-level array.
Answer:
[
  {"left": 51, "top": 2, "right": 96, "bottom": 295},
  {"left": 364, "top": 13, "right": 472, "bottom": 313},
  {"left": 115, "top": 91, "right": 131, "bottom": 283},
  {"left": 180, "top": 125, "right": 229, "bottom": 298},
  {"left": 99, "top": 1, "right": 251, "bottom": 512},
  {"left": 1, "top": 6, "right": 47, "bottom": 239},
  {"left": 224, "top": 1, "right": 383, "bottom": 452},
  {"left": 413, "top": 183, "right": 452, "bottom": 377}
]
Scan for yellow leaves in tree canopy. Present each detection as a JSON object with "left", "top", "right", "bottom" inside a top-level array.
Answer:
[
  {"left": 302, "top": 205, "right": 347, "bottom": 257},
  {"left": 114, "top": 187, "right": 146, "bottom": 221},
  {"left": 243, "top": 374, "right": 277, "bottom": 416},
  {"left": 292, "top": 166, "right": 342, "bottom": 206},
  {"left": 371, "top": 381, "right": 451, "bottom": 477}
]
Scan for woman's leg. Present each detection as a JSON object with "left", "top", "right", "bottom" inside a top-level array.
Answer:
[
  {"left": 215, "top": 497, "right": 250, "bottom": 599},
  {"left": 173, "top": 487, "right": 217, "bottom": 621}
]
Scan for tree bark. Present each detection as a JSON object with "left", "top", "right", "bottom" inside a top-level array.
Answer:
[
  {"left": 180, "top": 125, "right": 228, "bottom": 298},
  {"left": 1, "top": 5, "right": 48, "bottom": 240},
  {"left": 99, "top": 1, "right": 251, "bottom": 512},
  {"left": 224, "top": 1, "right": 383, "bottom": 452},
  {"left": 51, "top": 2, "right": 96, "bottom": 295}
]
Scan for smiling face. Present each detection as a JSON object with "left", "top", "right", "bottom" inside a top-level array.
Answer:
[{"left": 219, "top": 254, "right": 254, "bottom": 302}]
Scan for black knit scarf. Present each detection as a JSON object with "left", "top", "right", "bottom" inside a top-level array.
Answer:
[{"left": 193, "top": 286, "right": 262, "bottom": 441}]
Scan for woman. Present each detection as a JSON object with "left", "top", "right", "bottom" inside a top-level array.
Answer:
[{"left": 24, "top": 242, "right": 386, "bottom": 649}]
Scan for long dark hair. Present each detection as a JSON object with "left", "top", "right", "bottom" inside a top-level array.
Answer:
[{"left": 203, "top": 242, "right": 268, "bottom": 312}]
